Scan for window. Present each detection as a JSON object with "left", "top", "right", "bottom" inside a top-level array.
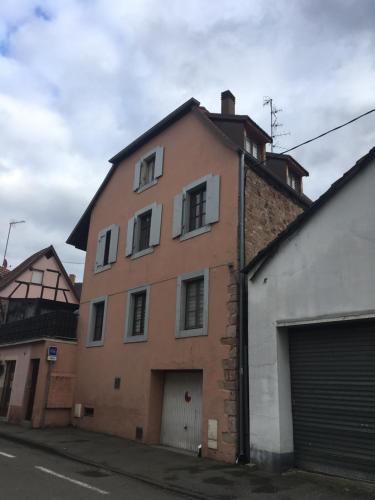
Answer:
[
  {"left": 87, "top": 297, "right": 107, "bottom": 346},
  {"left": 245, "top": 136, "right": 259, "bottom": 159},
  {"left": 133, "top": 146, "right": 164, "bottom": 192},
  {"left": 126, "top": 203, "right": 162, "bottom": 259},
  {"left": 188, "top": 185, "right": 206, "bottom": 232},
  {"left": 138, "top": 210, "right": 152, "bottom": 251},
  {"left": 184, "top": 277, "right": 204, "bottom": 330},
  {"left": 172, "top": 174, "right": 220, "bottom": 241},
  {"left": 31, "top": 270, "right": 44, "bottom": 284},
  {"left": 92, "top": 301, "right": 105, "bottom": 341},
  {"left": 95, "top": 224, "right": 119, "bottom": 273},
  {"left": 132, "top": 291, "right": 147, "bottom": 335},
  {"left": 176, "top": 269, "right": 209, "bottom": 338},
  {"left": 124, "top": 285, "right": 150, "bottom": 343},
  {"left": 140, "top": 156, "right": 155, "bottom": 188},
  {"left": 286, "top": 167, "right": 300, "bottom": 192}
]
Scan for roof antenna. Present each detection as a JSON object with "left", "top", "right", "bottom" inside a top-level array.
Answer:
[
  {"left": 263, "top": 97, "right": 290, "bottom": 152},
  {"left": 2, "top": 220, "right": 26, "bottom": 267}
]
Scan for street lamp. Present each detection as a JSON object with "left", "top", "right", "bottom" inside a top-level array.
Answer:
[{"left": 2, "top": 220, "right": 26, "bottom": 267}]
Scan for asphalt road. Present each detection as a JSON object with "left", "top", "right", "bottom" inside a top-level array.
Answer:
[{"left": 0, "top": 437, "right": 186, "bottom": 499}]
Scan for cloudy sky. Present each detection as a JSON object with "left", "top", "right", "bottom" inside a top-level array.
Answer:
[{"left": 1, "top": 0, "right": 374, "bottom": 279}]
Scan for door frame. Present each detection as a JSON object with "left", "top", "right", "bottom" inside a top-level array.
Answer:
[
  {"left": 0, "top": 360, "right": 16, "bottom": 418},
  {"left": 25, "top": 359, "right": 40, "bottom": 421}
]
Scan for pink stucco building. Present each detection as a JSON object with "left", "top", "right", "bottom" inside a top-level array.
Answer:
[{"left": 68, "top": 91, "right": 310, "bottom": 462}]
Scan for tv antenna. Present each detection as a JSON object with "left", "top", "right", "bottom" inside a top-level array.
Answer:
[
  {"left": 263, "top": 97, "right": 290, "bottom": 152},
  {"left": 2, "top": 220, "right": 26, "bottom": 267}
]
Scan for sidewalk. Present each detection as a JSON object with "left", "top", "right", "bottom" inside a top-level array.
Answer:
[{"left": 0, "top": 422, "right": 374, "bottom": 499}]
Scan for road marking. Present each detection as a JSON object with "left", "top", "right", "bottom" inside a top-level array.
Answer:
[
  {"left": 0, "top": 452, "right": 15, "bottom": 458},
  {"left": 35, "top": 466, "right": 109, "bottom": 495}
]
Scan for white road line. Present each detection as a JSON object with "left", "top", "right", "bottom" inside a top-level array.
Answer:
[
  {"left": 0, "top": 452, "right": 15, "bottom": 458},
  {"left": 35, "top": 466, "right": 110, "bottom": 495}
]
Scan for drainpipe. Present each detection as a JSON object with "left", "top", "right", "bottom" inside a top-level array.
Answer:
[{"left": 237, "top": 150, "right": 249, "bottom": 462}]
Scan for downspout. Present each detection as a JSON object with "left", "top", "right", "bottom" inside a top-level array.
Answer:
[{"left": 237, "top": 150, "right": 249, "bottom": 462}]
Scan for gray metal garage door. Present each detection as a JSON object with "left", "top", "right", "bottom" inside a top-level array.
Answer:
[
  {"left": 289, "top": 321, "right": 375, "bottom": 480},
  {"left": 160, "top": 371, "right": 202, "bottom": 453}
]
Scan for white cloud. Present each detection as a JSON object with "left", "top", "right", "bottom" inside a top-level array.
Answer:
[{"left": 0, "top": 0, "right": 374, "bottom": 278}]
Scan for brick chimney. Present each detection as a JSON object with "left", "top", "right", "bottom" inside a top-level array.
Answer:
[{"left": 221, "top": 90, "right": 235, "bottom": 115}]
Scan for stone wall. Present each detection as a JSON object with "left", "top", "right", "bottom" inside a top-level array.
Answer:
[
  {"left": 219, "top": 167, "right": 306, "bottom": 460},
  {"left": 245, "top": 169, "right": 305, "bottom": 262},
  {"left": 221, "top": 267, "right": 239, "bottom": 458}
]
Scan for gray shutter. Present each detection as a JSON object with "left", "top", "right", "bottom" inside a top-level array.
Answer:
[
  {"left": 125, "top": 217, "right": 135, "bottom": 256},
  {"left": 172, "top": 193, "right": 183, "bottom": 238},
  {"left": 154, "top": 146, "right": 164, "bottom": 178},
  {"left": 95, "top": 230, "right": 106, "bottom": 271},
  {"left": 206, "top": 175, "right": 220, "bottom": 224},
  {"left": 133, "top": 160, "right": 142, "bottom": 191},
  {"left": 108, "top": 224, "right": 119, "bottom": 264},
  {"left": 149, "top": 203, "right": 162, "bottom": 247}
]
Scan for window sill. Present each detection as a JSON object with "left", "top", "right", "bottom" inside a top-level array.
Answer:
[
  {"left": 94, "top": 264, "right": 111, "bottom": 274},
  {"left": 130, "top": 247, "right": 154, "bottom": 260},
  {"left": 86, "top": 340, "right": 104, "bottom": 347},
  {"left": 180, "top": 225, "right": 211, "bottom": 242},
  {"left": 136, "top": 179, "right": 158, "bottom": 193},
  {"left": 176, "top": 328, "right": 207, "bottom": 338},
  {"left": 124, "top": 335, "right": 148, "bottom": 343}
]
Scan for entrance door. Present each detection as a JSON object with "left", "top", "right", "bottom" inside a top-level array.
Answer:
[
  {"left": 161, "top": 371, "right": 202, "bottom": 452},
  {"left": 25, "top": 359, "right": 40, "bottom": 421},
  {"left": 0, "top": 361, "right": 16, "bottom": 418}
]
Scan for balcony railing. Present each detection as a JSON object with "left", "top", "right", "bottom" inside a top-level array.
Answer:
[{"left": 0, "top": 310, "right": 77, "bottom": 345}]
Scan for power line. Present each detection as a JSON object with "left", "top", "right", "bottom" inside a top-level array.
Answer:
[
  {"left": 62, "top": 261, "right": 85, "bottom": 265},
  {"left": 281, "top": 108, "right": 375, "bottom": 155}
]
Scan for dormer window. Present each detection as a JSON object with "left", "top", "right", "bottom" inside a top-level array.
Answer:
[
  {"left": 245, "top": 136, "right": 259, "bottom": 160},
  {"left": 286, "top": 167, "right": 300, "bottom": 192}
]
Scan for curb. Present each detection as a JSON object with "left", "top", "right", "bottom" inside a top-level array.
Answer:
[{"left": 0, "top": 430, "right": 217, "bottom": 500}]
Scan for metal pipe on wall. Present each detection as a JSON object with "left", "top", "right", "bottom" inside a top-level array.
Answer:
[{"left": 237, "top": 150, "right": 250, "bottom": 462}]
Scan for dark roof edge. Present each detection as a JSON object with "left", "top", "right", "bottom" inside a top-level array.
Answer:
[
  {"left": 243, "top": 146, "right": 375, "bottom": 276},
  {"left": 207, "top": 112, "right": 272, "bottom": 143},
  {"left": 109, "top": 98, "right": 200, "bottom": 164},
  {"left": 67, "top": 98, "right": 200, "bottom": 250},
  {"left": 266, "top": 152, "right": 309, "bottom": 177}
]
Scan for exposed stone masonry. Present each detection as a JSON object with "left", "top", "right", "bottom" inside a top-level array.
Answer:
[
  {"left": 220, "top": 167, "right": 306, "bottom": 459},
  {"left": 245, "top": 169, "right": 304, "bottom": 263}
]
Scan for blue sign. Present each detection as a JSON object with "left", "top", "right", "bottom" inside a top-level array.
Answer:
[{"left": 47, "top": 345, "right": 58, "bottom": 361}]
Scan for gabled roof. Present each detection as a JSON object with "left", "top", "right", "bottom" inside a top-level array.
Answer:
[
  {"left": 67, "top": 98, "right": 200, "bottom": 250},
  {"left": 243, "top": 146, "right": 375, "bottom": 276},
  {"left": 0, "top": 245, "right": 79, "bottom": 302},
  {"left": 67, "top": 95, "right": 310, "bottom": 251}
]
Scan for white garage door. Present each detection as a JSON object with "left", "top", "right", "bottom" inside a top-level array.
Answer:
[{"left": 161, "top": 371, "right": 202, "bottom": 452}]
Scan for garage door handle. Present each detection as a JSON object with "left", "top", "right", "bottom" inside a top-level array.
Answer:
[{"left": 184, "top": 425, "right": 188, "bottom": 430}]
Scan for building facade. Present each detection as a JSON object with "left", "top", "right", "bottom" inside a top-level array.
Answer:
[
  {"left": 245, "top": 147, "right": 375, "bottom": 479},
  {"left": 0, "top": 246, "right": 79, "bottom": 427},
  {"left": 68, "top": 91, "right": 310, "bottom": 462}
]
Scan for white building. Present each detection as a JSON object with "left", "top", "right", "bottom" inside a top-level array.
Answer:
[{"left": 245, "top": 147, "right": 375, "bottom": 480}]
